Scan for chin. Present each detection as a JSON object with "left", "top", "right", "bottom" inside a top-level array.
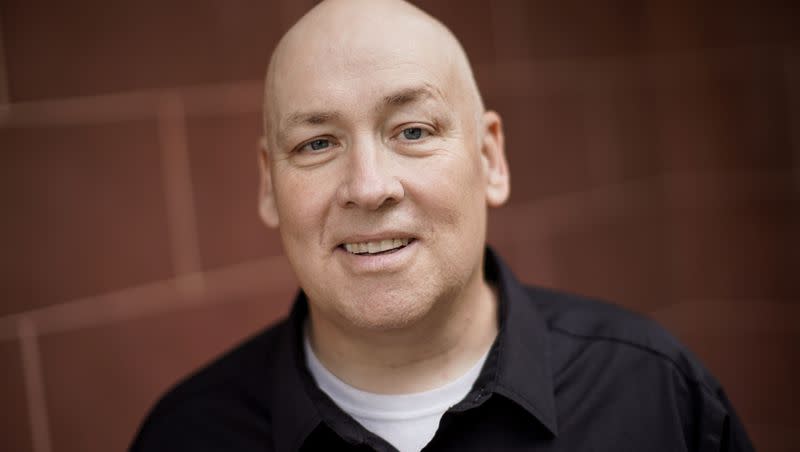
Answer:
[{"left": 334, "top": 284, "right": 441, "bottom": 332}]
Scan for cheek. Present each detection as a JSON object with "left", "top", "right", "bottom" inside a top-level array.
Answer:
[
  {"left": 403, "top": 151, "right": 487, "bottom": 227},
  {"left": 274, "top": 169, "right": 333, "bottom": 239}
]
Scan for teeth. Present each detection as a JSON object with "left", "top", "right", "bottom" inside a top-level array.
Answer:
[{"left": 344, "top": 238, "right": 410, "bottom": 255}]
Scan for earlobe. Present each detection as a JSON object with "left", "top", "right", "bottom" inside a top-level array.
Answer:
[
  {"left": 480, "top": 111, "right": 510, "bottom": 207},
  {"left": 258, "top": 140, "right": 280, "bottom": 228}
]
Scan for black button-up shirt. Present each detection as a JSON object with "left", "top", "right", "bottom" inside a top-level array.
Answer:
[{"left": 131, "top": 248, "right": 754, "bottom": 451}]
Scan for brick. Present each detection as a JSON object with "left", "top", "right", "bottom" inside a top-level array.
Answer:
[
  {"left": 493, "top": 0, "right": 647, "bottom": 60},
  {"left": 3, "top": 1, "right": 288, "bottom": 100},
  {"left": 186, "top": 112, "right": 284, "bottom": 271},
  {"left": 664, "top": 204, "right": 800, "bottom": 300},
  {"left": 415, "top": 0, "right": 496, "bottom": 66},
  {"left": 679, "top": 332, "right": 799, "bottom": 426},
  {"left": 645, "top": 47, "right": 793, "bottom": 172},
  {"left": 747, "top": 423, "right": 796, "bottom": 452},
  {"left": 487, "top": 195, "right": 670, "bottom": 311},
  {"left": 545, "top": 215, "right": 670, "bottom": 311},
  {"left": 0, "top": 120, "right": 172, "bottom": 315},
  {"left": 490, "top": 91, "right": 593, "bottom": 201},
  {"left": 652, "top": 299, "right": 800, "bottom": 338},
  {"left": 0, "top": 339, "right": 34, "bottom": 452}
]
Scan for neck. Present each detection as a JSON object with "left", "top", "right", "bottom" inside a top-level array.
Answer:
[{"left": 306, "top": 274, "right": 498, "bottom": 394}]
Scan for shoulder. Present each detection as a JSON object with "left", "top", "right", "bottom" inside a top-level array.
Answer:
[
  {"left": 525, "top": 285, "right": 723, "bottom": 397},
  {"left": 130, "top": 319, "right": 290, "bottom": 451},
  {"left": 522, "top": 286, "right": 754, "bottom": 450}
]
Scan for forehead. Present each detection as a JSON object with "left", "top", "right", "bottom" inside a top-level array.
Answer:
[{"left": 268, "top": 23, "right": 459, "bottom": 125}]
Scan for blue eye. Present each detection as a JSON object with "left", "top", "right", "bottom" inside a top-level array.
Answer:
[
  {"left": 308, "top": 140, "right": 331, "bottom": 151},
  {"left": 307, "top": 139, "right": 330, "bottom": 151},
  {"left": 402, "top": 127, "right": 425, "bottom": 140}
]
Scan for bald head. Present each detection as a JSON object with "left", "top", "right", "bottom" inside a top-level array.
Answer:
[{"left": 262, "top": 0, "right": 483, "bottom": 147}]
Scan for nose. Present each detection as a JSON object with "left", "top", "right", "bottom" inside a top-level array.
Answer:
[{"left": 336, "top": 137, "right": 404, "bottom": 210}]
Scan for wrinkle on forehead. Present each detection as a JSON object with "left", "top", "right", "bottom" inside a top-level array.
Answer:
[{"left": 262, "top": 0, "right": 483, "bottom": 147}]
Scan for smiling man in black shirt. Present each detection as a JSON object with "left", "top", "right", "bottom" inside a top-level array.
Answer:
[{"left": 131, "top": 0, "right": 754, "bottom": 450}]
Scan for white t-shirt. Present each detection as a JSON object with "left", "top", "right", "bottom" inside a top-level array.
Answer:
[{"left": 304, "top": 337, "right": 489, "bottom": 452}]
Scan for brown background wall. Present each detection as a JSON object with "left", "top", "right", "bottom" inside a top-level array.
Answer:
[{"left": 1, "top": 1, "right": 798, "bottom": 451}]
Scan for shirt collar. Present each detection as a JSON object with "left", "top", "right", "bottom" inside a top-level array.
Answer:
[
  {"left": 483, "top": 246, "right": 559, "bottom": 436},
  {"left": 266, "top": 298, "right": 323, "bottom": 451},
  {"left": 268, "top": 246, "right": 558, "bottom": 450}
]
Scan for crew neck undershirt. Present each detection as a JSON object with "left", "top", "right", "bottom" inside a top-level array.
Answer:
[{"left": 303, "top": 335, "right": 490, "bottom": 452}]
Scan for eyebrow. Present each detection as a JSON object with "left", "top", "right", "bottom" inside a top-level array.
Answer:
[
  {"left": 278, "top": 84, "right": 444, "bottom": 141},
  {"left": 381, "top": 85, "right": 439, "bottom": 108},
  {"left": 284, "top": 110, "right": 342, "bottom": 128}
]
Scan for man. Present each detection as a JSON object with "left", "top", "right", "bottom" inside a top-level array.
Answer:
[{"left": 132, "top": 0, "right": 754, "bottom": 451}]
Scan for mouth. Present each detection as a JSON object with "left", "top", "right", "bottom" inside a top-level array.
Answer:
[{"left": 339, "top": 238, "right": 415, "bottom": 256}]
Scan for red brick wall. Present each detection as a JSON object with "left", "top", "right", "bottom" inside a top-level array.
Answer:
[{"left": 1, "top": 1, "right": 797, "bottom": 451}]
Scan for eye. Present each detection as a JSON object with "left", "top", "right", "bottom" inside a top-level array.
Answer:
[
  {"left": 400, "top": 127, "right": 429, "bottom": 141},
  {"left": 299, "top": 138, "right": 333, "bottom": 153}
]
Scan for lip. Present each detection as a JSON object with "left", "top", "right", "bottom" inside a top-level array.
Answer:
[
  {"left": 335, "top": 232, "right": 417, "bottom": 248},
  {"left": 334, "top": 237, "right": 418, "bottom": 273}
]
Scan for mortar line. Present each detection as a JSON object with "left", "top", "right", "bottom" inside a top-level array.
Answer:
[
  {"left": 0, "top": 8, "right": 9, "bottom": 104},
  {"left": 157, "top": 93, "right": 206, "bottom": 297},
  {"left": 18, "top": 317, "right": 52, "bottom": 452}
]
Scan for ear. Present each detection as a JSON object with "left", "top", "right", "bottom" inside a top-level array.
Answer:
[
  {"left": 258, "top": 137, "right": 280, "bottom": 228},
  {"left": 479, "top": 110, "right": 510, "bottom": 207}
]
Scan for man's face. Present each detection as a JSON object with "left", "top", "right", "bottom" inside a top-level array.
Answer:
[{"left": 261, "top": 24, "right": 507, "bottom": 331}]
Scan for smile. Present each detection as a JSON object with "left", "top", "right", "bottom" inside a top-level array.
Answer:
[{"left": 342, "top": 238, "right": 412, "bottom": 255}]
